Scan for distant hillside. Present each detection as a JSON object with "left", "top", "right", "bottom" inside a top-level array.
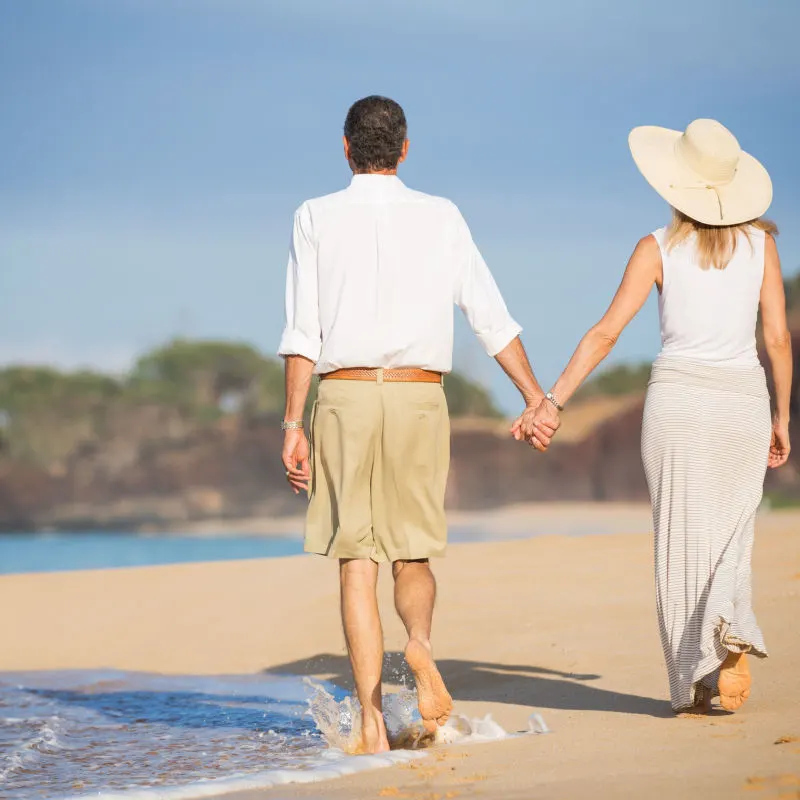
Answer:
[
  {"left": 1, "top": 281, "right": 798, "bottom": 532},
  {"left": 0, "top": 339, "right": 502, "bottom": 472}
]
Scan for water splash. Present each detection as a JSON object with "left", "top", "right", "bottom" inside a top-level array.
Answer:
[
  {"left": 305, "top": 679, "right": 363, "bottom": 753},
  {"left": 305, "top": 679, "right": 434, "bottom": 752},
  {"left": 304, "top": 679, "right": 536, "bottom": 753}
]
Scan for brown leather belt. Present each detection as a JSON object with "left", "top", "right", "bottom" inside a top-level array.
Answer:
[{"left": 320, "top": 367, "right": 443, "bottom": 384}]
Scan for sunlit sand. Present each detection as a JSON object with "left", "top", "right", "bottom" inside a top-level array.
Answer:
[{"left": 1, "top": 506, "right": 798, "bottom": 799}]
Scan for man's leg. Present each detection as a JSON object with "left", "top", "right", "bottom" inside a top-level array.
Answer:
[
  {"left": 393, "top": 559, "right": 452, "bottom": 731},
  {"left": 340, "top": 558, "right": 390, "bottom": 753}
]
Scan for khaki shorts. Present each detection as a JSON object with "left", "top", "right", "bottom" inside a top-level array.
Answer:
[{"left": 305, "top": 378, "right": 450, "bottom": 563}]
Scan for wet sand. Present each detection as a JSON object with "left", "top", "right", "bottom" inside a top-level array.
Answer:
[{"left": 1, "top": 508, "right": 798, "bottom": 799}]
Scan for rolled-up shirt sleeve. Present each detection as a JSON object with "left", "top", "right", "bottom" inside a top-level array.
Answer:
[
  {"left": 277, "top": 202, "right": 322, "bottom": 362},
  {"left": 452, "top": 208, "right": 522, "bottom": 356}
]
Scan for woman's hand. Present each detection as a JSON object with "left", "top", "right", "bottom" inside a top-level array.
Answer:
[
  {"left": 768, "top": 419, "right": 791, "bottom": 469},
  {"left": 511, "top": 399, "right": 561, "bottom": 451}
]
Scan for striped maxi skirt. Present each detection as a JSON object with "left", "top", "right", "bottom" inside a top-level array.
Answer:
[{"left": 641, "top": 357, "right": 771, "bottom": 711}]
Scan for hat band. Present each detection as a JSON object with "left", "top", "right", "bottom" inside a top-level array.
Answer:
[{"left": 668, "top": 180, "right": 732, "bottom": 222}]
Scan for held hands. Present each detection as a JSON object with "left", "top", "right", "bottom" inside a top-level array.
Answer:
[
  {"left": 282, "top": 429, "right": 310, "bottom": 494},
  {"left": 510, "top": 397, "right": 561, "bottom": 452},
  {"left": 768, "top": 418, "right": 791, "bottom": 469}
]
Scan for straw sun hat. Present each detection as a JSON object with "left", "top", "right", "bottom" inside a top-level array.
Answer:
[{"left": 628, "top": 119, "right": 772, "bottom": 226}]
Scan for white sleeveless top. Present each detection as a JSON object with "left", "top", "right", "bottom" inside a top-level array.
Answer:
[{"left": 651, "top": 226, "right": 765, "bottom": 367}]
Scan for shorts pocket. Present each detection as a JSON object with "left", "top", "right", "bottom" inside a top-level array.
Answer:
[{"left": 412, "top": 401, "right": 440, "bottom": 412}]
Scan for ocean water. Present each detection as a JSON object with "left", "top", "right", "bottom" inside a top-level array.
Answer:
[
  {"left": 0, "top": 670, "right": 543, "bottom": 800},
  {"left": 0, "top": 529, "right": 515, "bottom": 576},
  {"left": 0, "top": 515, "right": 650, "bottom": 576},
  {"left": 0, "top": 533, "right": 304, "bottom": 575}
]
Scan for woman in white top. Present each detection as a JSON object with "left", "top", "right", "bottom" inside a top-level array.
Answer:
[{"left": 516, "top": 119, "right": 793, "bottom": 714}]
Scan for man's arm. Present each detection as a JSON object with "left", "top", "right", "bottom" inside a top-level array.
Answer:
[
  {"left": 494, "top": 337, "right": 559, "bottom": 450},
  {"left": 493, "top": 336, "right": 545, "bottom": 408},
  {"left": 451, "top": 207, "right": 558, "bottom": 450},
  {"left": 282, "top": 355, "right": 315, "bottom": 494},
  {"left": 278, "top": 202, "right": 321, "bottom": 494}
]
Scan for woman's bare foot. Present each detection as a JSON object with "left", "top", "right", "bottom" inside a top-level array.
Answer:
[
  {"left": 405, "top": 638, "right": 453, "bottom": 733},
  {"left": 359, "top": 712, "right": 390, "bottom": 754},
  {"left": 676, "top": 685, "right": 712, "bottom": 716},
  {"left": 719, "top": 650, "right": 751, "bottom": 711}
]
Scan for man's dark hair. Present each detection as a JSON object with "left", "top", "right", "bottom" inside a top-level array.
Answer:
[{"left": 343, "top": 96, "right": 407, "bottom": 173}]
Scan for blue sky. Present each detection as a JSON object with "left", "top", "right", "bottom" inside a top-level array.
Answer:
[{"left": 2, "top": 0, "right": 799, "bottom": 411}]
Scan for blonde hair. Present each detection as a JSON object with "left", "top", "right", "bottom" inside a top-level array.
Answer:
[{"left": 665, "top": 209, "right": 778, "bottom": 270}]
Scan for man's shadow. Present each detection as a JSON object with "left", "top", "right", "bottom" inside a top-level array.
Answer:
[{"left": 266, "top": 652, "right": 672, "bottom": 718}]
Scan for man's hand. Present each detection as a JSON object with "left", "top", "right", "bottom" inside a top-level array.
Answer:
[
  {"left": 282, "top": 429, "right": 311, "bottom": 494},
  {"left": 510, "top": 399, "right": 561, "bottom": 452}
]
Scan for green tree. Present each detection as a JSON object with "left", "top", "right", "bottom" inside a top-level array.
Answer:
[
  {"left": 127, "top": 338, "right": 284, "bottom": 418},
  {"left": 0, "top": 367, "right": 121, "bottom": 464}
]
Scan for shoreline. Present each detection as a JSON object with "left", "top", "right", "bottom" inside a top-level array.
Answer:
[
  {"left": 164, "top": 501, "right": 660, "bottom": 538},
  {"left": 6, "top": 501, "right": 799, "bottom": 541}
]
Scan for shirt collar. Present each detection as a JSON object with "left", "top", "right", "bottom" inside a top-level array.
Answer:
[{"left": 348, "top": 174, "right": 404, "bottom": 195}]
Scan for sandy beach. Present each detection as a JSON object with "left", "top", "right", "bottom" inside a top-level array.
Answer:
[{"left": 1, "top": 507, "right": 798, "bottom": 799}]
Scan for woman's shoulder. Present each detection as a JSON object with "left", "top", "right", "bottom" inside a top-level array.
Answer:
[
  {"left": 626, "top": 233, "right": 664, "bottom": 276},
  {"left": 649, "top": 226, "right": 669, "bottom": 248},
  {"left": 638, "top": 229, "right": 668, "bottom": 264}
]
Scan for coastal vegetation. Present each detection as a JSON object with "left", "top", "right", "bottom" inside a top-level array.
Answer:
[{"left": 0, "top": 339, "right": 502, "bottom": 468}]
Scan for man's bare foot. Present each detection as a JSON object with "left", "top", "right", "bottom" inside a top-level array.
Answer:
[
  {"left": 719, "top": 651, "right": 751, "bottom": 711},
  {"left": 405, "top": 638, "right": 453, "bottom": 733},
  {"left": 359, "top": 713, "right": 390, "bottom": 755}
]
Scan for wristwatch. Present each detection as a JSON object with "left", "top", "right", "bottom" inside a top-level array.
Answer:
[{"left": 545, "top": 392, "right": 563, "bottom": 412}]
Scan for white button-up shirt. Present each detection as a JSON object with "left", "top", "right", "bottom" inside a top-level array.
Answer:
[{"left": 278, "top": 174, "right": 521, "bottom": 374}]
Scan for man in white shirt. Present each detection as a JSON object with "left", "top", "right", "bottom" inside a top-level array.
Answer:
[{"left": 279, "top": 96, "right": 558, "bottom": 753}]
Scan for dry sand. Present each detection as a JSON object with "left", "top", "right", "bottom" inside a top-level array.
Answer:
[{"left": 1, "top": 508, "right": 799, "bottom": 799}]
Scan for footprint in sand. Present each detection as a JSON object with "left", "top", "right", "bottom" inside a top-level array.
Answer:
[{"left": 405, "top": 640, "right": 453, "bottom": 732}]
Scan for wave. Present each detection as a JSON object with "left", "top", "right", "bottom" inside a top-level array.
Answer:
[
  {"left": 0, "top": 670, "right": 549, "bottom": 800},
  {"left": 0, "top": 716, "right": 67, "bottom": 784}
]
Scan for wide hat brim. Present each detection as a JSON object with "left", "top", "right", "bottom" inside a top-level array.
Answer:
[{"left": 629, "top": 126, "right": 773, "bottom": 226}]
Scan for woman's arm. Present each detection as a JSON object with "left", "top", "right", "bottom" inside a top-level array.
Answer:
[
  {"left": 760, "top": 233, "right": 793, "bottom": 468},
  {"left": 514, "top": 235, "right": 661, "bottom": 443}
]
